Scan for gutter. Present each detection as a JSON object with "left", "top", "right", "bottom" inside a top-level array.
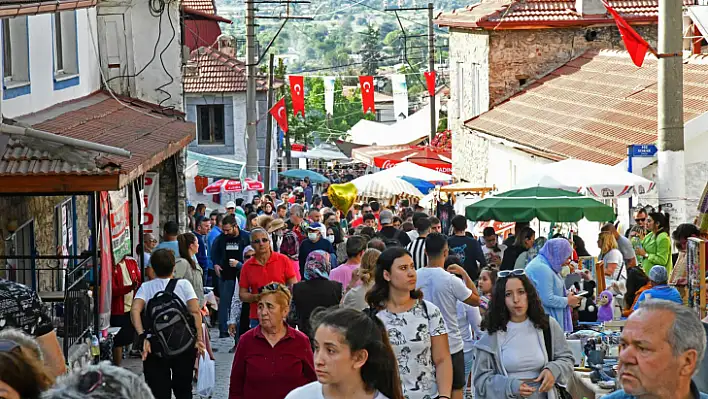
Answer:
[
  {"left": 0, "top": 123, "right": 132, "bottom": 158},
  {"left": 0, "top": 0, "right": 97, "bottom": 18}
]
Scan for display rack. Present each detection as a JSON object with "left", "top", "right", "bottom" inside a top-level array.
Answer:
[{"left": 687, "top": 238, "right": 707, "bottom": 319}]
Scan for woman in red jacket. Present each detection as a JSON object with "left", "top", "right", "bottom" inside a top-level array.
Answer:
[
  {"left": 110, "top": 257, "right": 141, "bottom": 366},
  {"left": 229, "top": 282, "right": 316, "bottom": 399}
]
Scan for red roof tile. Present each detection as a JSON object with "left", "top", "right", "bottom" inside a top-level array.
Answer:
[
  {"left": 184, "top": 47, "right": 269, "bottom": 93},
  {"left": 182, "top": 0, "right": 215, "bottom": 14},
  {"left": 464, "top": 50, "right": 708, "bottom": 165},
  {"left": 9, "top": 92, "right": 194, "bottom": 187},
  {"left": 436, "top": 0, "right": 697, "bottom": 29}
]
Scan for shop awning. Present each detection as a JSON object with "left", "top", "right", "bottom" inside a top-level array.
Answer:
[
  {"left": 187, "top": 151, "right": 245, "bottom": 180},
  {"left": 351, "top": 145, "right": 411, "bottom": 166},
  {"left": 373, "top": 146, "right": 452, "bottom": 174}
]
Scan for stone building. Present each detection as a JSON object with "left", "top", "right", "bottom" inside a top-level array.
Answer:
[{"left": 435, "top": 0, "right": 696, "bottom": 184}]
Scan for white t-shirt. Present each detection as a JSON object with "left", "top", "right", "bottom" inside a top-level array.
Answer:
[
  {"left": 286, "top": 381, "right": 389, "bottom": 399},
  {"left": 456, "top": 301, "right": 482, "bottom": 353},
  {"left": 416, "top": 267, "right": 472, "bottom": 353},
  {"left": 377, "top": 300, "right": 447, "bottom": 399},
  {"left": 602, "top": 249, "right": 626, "bottom": 281},
  {"left": 481, "top": 243, "right": 507, "bottom": 265},
  {"left": 135, "top": 278, "right": 198, "bottom": 305},
  {"left": 499, "top": 319, "right": 545, "bottom": 380}
]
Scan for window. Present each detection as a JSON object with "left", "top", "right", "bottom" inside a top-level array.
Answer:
[
  {"left": 197, "top": 105, "right": 226, "bottom": 145},
  {"left": 52, "top": 11, "right": 79, "bottom": 86},
  {"left": 2, "top": 16, "right": 30, "bottom": 98}
]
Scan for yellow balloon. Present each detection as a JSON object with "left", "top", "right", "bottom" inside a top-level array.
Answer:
[{"left": 328, "top": 182, "right": 358, "bottom": 213}]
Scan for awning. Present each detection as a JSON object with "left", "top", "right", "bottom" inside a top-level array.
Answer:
[
  {"left": 290, "top": 143, "right": 349, "bottom": 160},
  {"left": 373, "top": 146, "right": 452, "bottom": 174},
  {"left": 203, "top": 178, "right": 264, "bottom": 194},
  {"left": 187, "top": 151, "right": 246, "bottom": 181},
  {"left": 351, "top": 145, "right": 411, "bottom": 166}
]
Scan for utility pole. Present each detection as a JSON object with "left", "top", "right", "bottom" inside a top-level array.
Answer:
[
  {"left": 427, "top": 2, "right": 436, "bottom": 142},
  {"left": 264, "top": 53, "right": 275, "bottom": 191},
  {"left": 657, "top": 0, "right": 686, "bottom": 225}
]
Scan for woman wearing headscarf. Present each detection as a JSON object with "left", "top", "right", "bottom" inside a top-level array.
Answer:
[
  {"left": 525, "top": 238, "right": 582, "bottom": 332},
  {"left": 289, "top": 250, "right": 343, "bottom": 339}
]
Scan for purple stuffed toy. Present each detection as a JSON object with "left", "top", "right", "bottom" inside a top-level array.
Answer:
[{"left": 597, "top": 290, "right": 614, "bottom": 322}]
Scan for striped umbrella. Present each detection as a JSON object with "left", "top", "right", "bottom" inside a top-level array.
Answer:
[{"left": 350, "top": 174, "right": 423, "bottom": 199}]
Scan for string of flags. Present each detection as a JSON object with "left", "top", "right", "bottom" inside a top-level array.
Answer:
[{"left": 268, "top": 71, "right": 438, "bottom": 134}]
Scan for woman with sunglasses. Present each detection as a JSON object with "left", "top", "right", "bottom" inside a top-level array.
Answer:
[
  {"left": 366, "top": 247, "right": 453, "bottom": 399},
  {"left": 0, "top": 331, "right": 53, "bottom": 399},
  {"left": 472, "top": 270, "right": 574, "bottom": 399},
  {"left": 229, "top": 283, "right": 316, "bottom": 399},
  {"left": 525, "top": 239, "right": 580, "bottom": 333},
  {"left": 286, "top": 307, "right": 404, "bottom": 399},
  {"left": 636, "top": 212, "right": 673, "bottom": 276}
]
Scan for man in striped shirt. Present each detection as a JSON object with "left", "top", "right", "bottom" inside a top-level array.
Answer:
[{"left": 406, "top": 216, "right": 431, "bottom": 269}]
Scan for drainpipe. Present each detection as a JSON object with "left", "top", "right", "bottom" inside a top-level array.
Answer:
[{"left": 0, "top": 124, "right": 132, "bottom": 158}]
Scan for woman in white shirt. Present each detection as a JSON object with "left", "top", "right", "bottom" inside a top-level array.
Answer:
[
  {"left": 598, "top": 232, "right": 627, "bottom": 295},
  {"left": 472, "top": 270, "right": 574, "bottom": 399},
  {"left": 286, "top": 307, "right": 403, "bottom": 399}
]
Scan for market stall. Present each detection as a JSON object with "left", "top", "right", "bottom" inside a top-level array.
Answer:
[{"left": 373, "top": 146, "right": 452, "bottom": 175}]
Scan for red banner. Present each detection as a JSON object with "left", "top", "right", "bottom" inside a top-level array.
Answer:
[
  {"left": 359, "top": 76, "right": 375, "bottom": 114},
  {"left": 424, "top": 71, "right": 436, "bottom": 97},
  {"left": 99, "top": 192, "right": 113, "bottom": 331},
  {"left": 270, "top": 97, "right": 289, "bottom": 133},
  {"left": 289, "top": 75, "right": 305, "bottom": 117}
]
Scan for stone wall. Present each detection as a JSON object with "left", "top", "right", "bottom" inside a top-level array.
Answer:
[
  {"left": 153, "top": 149, "right": 188, "bottom": 234},
  {"left": 487, "top": 25, "right": 658, "bottom": 106},
  {"left": 452, "top": 129, "right": 490, "bottom": 184}
]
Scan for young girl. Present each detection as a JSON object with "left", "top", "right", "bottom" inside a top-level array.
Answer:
[{"left": 477, "top": 267, "right": 498, "bottom": 316}]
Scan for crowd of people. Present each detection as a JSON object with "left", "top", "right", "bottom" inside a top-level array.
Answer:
[{"left": 2, "top": 187, "right": 708, "bottom": 399}]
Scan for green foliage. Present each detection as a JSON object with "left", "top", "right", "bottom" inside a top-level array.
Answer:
[{"left": 360, "top": 23, "right": 382, "bottom": 76}]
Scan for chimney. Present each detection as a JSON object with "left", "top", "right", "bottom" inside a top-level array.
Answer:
[{"left": 576, "top": 0, "right": 606, "bottom": 16}]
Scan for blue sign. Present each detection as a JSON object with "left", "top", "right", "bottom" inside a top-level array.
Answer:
[{"left": 629, "top": 144, "right": 658, "bottom": 157}]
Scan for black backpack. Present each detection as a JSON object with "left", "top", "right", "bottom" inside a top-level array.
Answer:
[
  {"left": 376, "top": 229, "right": 403, "bottom": 248},
  {"left": 145, "top": 279, "right": 197, "bottom": 358}
]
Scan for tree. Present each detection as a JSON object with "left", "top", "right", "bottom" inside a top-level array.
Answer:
[{"left": 360, "top": 23, "right": 382, "bottom": 76}]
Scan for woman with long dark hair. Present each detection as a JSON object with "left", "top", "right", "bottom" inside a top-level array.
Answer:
[
  {"left": 366, "top": 247, "right": 453, "bottom": 399},
  {"left": 286, "top": 307, "right": 404, "bottom": 399},
  {"left": 636, "top": 212, "right": 673, "bottom": 275},
  {"left": 500, "top": 227, "right": 536, "bottom": 271},
  {"left": 473, "top": 271, "right": 574, "bottom": 399},
  {"left": 176, "top": 232, "right": 205, "bottom": 307}
]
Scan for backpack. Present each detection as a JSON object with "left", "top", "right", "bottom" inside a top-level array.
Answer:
[
  {"left": 145, "top": 279, "right": 197, "bottom": 358},
  {"left": 376, "top": 228, "right": 403, "bottom": 248}
]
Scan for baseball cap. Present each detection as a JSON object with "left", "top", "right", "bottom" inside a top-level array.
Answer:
[
  {"left": 226, "top": 201, "right": 236, "bottom": 209},
  {"left": 380, "top": 210, "right": 394, "bottom": 225},
  {"left": 649, "top": 265, "right": 668, "bottom": 284},
  {"left": 307, "top": 222, "right": 322, "bottom": 230}
]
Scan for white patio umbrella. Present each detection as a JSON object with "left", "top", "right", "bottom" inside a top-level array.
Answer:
[
  {"left": 351, "top": 173, "right": 423, "bottom": 199},
  {"left": 514, "top": 159, "right": 655, "bottom": 198},
  {"left": 377, "top": 161, "right": 453, "bottom": 182}
]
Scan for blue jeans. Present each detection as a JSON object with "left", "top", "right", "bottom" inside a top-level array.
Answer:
[
  {"left": 249, "top": 319, "right": 259, "bottom": 329},
  {"left": 219, "top": 279, "right": 236, "bottom": 334}
]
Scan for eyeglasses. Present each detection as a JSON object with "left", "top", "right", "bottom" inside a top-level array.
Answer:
[
  {"left": 252, "top": 238, "right": 269, "bottom": 244},
  {"left": 259, "top": 282, "right": 289, "bottom": 294},
  {"left": 498, "top": 269, "right": 526, "bottom": 278},
  {"left": 0, "top": 339, "right": 19, "bottom": 353}
]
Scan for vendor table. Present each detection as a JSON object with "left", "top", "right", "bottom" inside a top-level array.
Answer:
[{"left": 568, "top": 371, "right": 613, "bottom": 399}]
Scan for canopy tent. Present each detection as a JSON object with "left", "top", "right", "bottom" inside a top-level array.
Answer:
[
  {"left": 514, "top": 159, "right": 655, "bottom": 198},
  {"left": 203, "top": 178, "right": 264, "bottom": 194},
  {"left": 187, "top": 151, "right": 245, "bottom": 180},
  {"left": 345, "top": 102, "right": 439, "bottom": 146},
  {"left": 334, "top": 140, "right": 366, "bottom": 158},
  {"left": 290, "top": 143, "right": 349, "bottom": 160},
  {"left": 350, "top": 173, "right": 423, "bottom": 199},
  {"left": 279, "top": 169, "right": 330, "bottom": 183},
  {"left": 465, "top": 187, "right": 616, "bottom": 223},
  {"left": 400, "top": 176, "right": 435, "bottom": 194},
  {"left": 376, "top": 161, "right": 452, "bottom": 182},
  {"left": 346, "top": 119, "right": 396, "bottom": 146},
  {"left": 351, "top": 144, "right": 411, "bottom": 166},
  {"left": 373, "top": 147, "right": 452, "bottom": 175}
]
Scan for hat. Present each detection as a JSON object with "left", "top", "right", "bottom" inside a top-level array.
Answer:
[
  {"left": 307, "top": 222, "right": 322, "bottom": 230},
  {"left": 267, "top": 218, "right": 286, "bottom": 233},
  {"left": 243, "top": 245, "right": 254, "bottom": 258},
  {"left": 649, "top": 265, "right": 668, "bottom": 284},
  {"left": 226, "top": 201, "right": 236, "bottom": 209},
  {"left": 380, "top": 210, "right": 394, "bottom": 225}
]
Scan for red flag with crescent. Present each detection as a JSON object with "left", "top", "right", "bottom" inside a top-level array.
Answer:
[
  {"left": 270, "top": 97, "right": 289, "bottom": 134},
  {"left": 602, "top": 0, "right": 651, "bottom": 67},
  {"left": 359, "top": 75, "right": 375, "bottom": 114},
  {"left": 289, "top": 75, "right": 305, "bottom": 117},
  {"left": 424, "top": 71, "right": 436, "bottom": 97}
]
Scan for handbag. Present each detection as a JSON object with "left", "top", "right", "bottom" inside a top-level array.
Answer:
[{"left": 542, "top": 317, "right": 573, "bottom": 399}]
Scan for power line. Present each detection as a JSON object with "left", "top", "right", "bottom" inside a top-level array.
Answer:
[{"left": 338, "top": 0, "right": 448, "bottom": 33}]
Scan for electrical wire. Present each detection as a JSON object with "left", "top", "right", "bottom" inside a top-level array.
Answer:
[
  {"left": 339, "top": 0, "right": 447, "bottom": 33},
  {"left": 156, "top": 2, "right": 176, "bottom": 109}
]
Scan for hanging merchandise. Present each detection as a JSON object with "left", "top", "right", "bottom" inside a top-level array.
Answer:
[
  {"left": 270, "top": 97, "right": 289, "bottom": 133},
  {"left": 391, "top": 74, "right": 409, "bottom": 120},
  {"left": 424, "top": 71, "right": 436, "bottom": 97},
  {"left": 359, "top": 75, "right": 375, "bottom": 114},
  {"left": 289, "top": 75, "right": 305, "bottom": 117},
  {"left": 324, "top": 76, "right": 336, "bottom": 116}
]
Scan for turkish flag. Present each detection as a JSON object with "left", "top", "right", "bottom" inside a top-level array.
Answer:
[
  {"left": 424, "top": 71, "right": 436, "bottom": 97},
  {"left": 359, "top": 76, "right": 375, "bottom": 114},
  {"left": 270, "top": 97, "right": 289, "bottom": 134},
  {"left": 289, "top": 75, "right": 305, "bottom": 117},
  {"left": 603, "top": 0, "right": 651, "bottom": 67}
]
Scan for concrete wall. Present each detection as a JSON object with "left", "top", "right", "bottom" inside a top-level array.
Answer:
[
  {"left": 452, "top": 129, "right": 489, "bottom": 184},
  {"left": 487, "top": 142, "right": 554, "bottom": 191},
  {"left": 2, "top": 9, "right": 101, "bottom": 118}
]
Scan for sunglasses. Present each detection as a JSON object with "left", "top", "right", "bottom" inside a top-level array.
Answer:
[
  {"left": 635, "top": 218, "right": 646, "bottom": 223},
  {"left": 259, "top": 282, "right": 289, "bottom": 294},
  {"left": 498, "top": 269, "right": 526, "bottom": 278},
  {"left": 244, "top": 254, "right": 253, "bottom": 260},
  {"left": 0, "top": 339, "right": 19, "bottom": 353},
  {"left": 252, "top": 238, "right": 269, "bottom": 244}
]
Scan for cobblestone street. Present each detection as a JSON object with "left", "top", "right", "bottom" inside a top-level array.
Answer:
[{"left": 122, "top": 328, "right": 236, "bottom": 398}]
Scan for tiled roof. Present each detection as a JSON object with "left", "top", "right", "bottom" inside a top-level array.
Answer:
[
  {"left": 8, "top": 92, "right": 194, "bottom": 187},
  {"left": 436, "top": 0, "right": 697, "bottom": 29},
  {"left": 182, "top": 0, "right": 215, "bottom": 14},
  {"left": 464, "top": 50, "right": 708, "bottom": 165},
  {"left": 184, "top": 47, "right": 269, "bottom": 93}
]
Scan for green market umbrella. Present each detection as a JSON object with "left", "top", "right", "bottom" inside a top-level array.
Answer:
[
  {"left": 465, "top": 187, "right": 615, "bottom": 223},
  {"left": 279, "top": 169, "right": 330, "bottom": 183}
]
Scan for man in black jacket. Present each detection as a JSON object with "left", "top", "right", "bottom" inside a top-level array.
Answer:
[{"left": 447, "top": 215, "right": 486, "bottom": 280}]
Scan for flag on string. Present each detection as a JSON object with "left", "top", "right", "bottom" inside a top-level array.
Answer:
[
  {"left": 602, "top": 0, "right": 651, "bottom": 67},
  {"left": 324, "top": 77, "right": 336, "bottom": 116},
  {"left": 289, "top": 75, "right": 305, "bottom": 117},
  {"left": 424, "top": 71, "right": 437, "bottom": 97},
  {"left": 391, "top": 74, "right": 408, "bottom": 120},
  {"left": 270, "top": 97, "right": 289, "bottom": 134},
  {"left": 359, "top": 76, "right": 375, "bottom": 114}
]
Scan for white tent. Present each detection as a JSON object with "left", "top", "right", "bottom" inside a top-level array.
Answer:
[
  {"left": 514, "top": 159, "right": 655, "bottom": 198},
  {"left": 291, "top": 143, "right": 349, "bottom": 160},
  {"left": 346, "top": 102, "right": 440, "bottom": 146},
  {"left": 376, "top": 161, "right": 452, "bottom": 182},
  {"left": 351, "top": 173, "right": 423, "bottom": 198},
  {"left": 346, "top": 119, "right": 393, "bottom": 146}
]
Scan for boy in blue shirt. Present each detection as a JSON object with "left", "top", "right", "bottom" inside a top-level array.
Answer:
[{"left": 634, "top": 265, "right": 683, "bottom": 310}]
